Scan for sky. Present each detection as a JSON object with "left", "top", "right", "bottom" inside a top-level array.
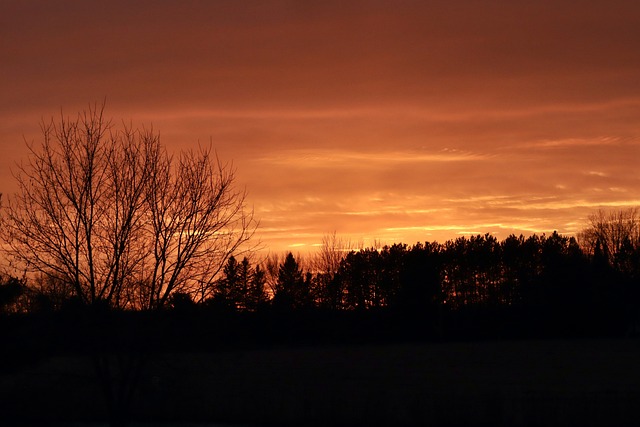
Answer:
[{"left": 1, "top": 0, "right": 640, "bottom": 253}]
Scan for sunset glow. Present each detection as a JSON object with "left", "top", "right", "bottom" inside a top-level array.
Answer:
[{"left": 2, "top": 0, "right": 640, "bottom": 253}]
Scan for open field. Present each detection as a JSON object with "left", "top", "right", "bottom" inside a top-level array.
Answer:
[{"left": 2, "top": 338, "right": 640, "bottom": 426}]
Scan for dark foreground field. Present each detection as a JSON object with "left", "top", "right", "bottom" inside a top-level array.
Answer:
[{"left": 2, "top": 338, "right": 640, "bottom": 426}]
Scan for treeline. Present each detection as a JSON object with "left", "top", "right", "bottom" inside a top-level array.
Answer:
[
  {"left": 195, "top": 231, "right": 637, "bottom": 336},
  {"left": 201, "top": 208, "right": 640, "bottom": 338},
  {"left": 2, "top": 210, "right": 640, "bottom": 340}
]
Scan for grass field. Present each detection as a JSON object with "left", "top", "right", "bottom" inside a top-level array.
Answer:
[{"left": 2, "top": 338, "right": 640, "bottom": 426}]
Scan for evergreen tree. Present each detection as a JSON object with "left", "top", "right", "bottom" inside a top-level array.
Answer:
[
  {"left": 213, "top": 256, "right": 241, "bottom": 309},
  {"left": 237, "top": 257, "right": 252, "bottom": 310},
  {"left": 273, "top": 253, "right": 309, "bottom": 310},
  {"left": 247, "top": 264, "right": 268, "bottom": 311}
]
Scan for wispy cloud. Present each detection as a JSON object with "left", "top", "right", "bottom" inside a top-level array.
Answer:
[
  {"left": 586, "top": 171, "right": 609, "bottom": 177},
  {"left": 254, "top": 148, "right": 490, "bottom": 167},
  {"left": 530, "top": 137, "right": 622, "bottom": 149}
]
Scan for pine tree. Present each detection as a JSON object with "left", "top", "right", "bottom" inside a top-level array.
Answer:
[
  {"left": 247, "top": 264, "right": 268, "bottom": 311},
  {"left": 274, "top": 253, "right": 308, "bottom": 310},
  {"left": 214, "top": 256, "right": 240, "bottom": 309}
]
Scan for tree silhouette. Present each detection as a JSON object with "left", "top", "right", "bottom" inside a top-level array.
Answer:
[
  {"left": 312, "top": 232, "right": 350, "bottom": 309},
  {"left": 246, "top": 262, "right": 268, "bottom": 311},
  {"left": 211, "top": 256, "right": 268, "bottom": 311},
  {"left": 397, "top": 241, "right": 441, "bottom": 311},
  {"left": 578, "top": 208, "right": 640, "bottom": 268},
  {"left": 168, "top": 291, "right": 196, "bottom": 312},
  {"left": 0, "top": 103, "right": 256, "bottom": 310},
  {"left": 212, "top": 255, "right": 241, "bottom": 310},
  {"left": 273, "top": 253, "right": 310, "bottom": 310},
  {"left": 441, "top": 234, "right": 502, "bottom": 308},
  {"left": 339, "top": 249, "right": 377, "bottom": 310},
  {"left": 0, "top": 274, "right": 25, "bottom": 315}
]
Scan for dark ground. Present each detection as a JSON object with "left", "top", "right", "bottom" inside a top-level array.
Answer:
[{"left": 2, "top": 338, "right": 640, "bottom": 426}]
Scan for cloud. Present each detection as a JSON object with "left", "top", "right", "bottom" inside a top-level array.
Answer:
[
  {"left": 2, "top": 0, "right": 640, "bottom": 253},
  {"left": 254, "top": 148, "right": 490, "bottom": 168}
]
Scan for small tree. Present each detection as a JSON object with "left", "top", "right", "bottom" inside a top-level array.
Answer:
[
  {"left": 247, "top": 264, "right": 268, "bottom": 311},
  {"left": 212, "top": 255, "right": 241, "bottom": 310},
  {"left": 211, "top": 256, "right": 268, "bottom": 311},
  {"left": 312, "top": 232, "right": 350, "bottom": 309},
  {"left": 578, "top": 208, "right": 640, "bottom": 267},
  {"left": 273, "top": 253, "right": 311, "bottom": 310},
  {"left": 237, "top": 257, "right": 251, "bottom": 310},
  {"left": 0, "top": 274, "right": 26, "bottom": 315}
]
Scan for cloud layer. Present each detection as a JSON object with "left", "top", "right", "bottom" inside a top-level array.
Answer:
[{"left": 2, "top": 0, "right": 640, "bottom": 252}]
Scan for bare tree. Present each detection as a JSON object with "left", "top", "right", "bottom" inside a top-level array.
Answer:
[
  {"left": 134, "top": 142, "right": 255, "bottom": 308},
  {"left": 312, "top": 232, "right": 348, "bottom": 276},
  {"left": 578, "top": 208, "right": 640, "bottom": 264},
  {"left": 262, "top": 252, "right": 282, "bottom": 298},
  {"left": 0, "top": 104, "right": 256, "bottom": 310},
  {"left": 311, "top": 232, "right": 352, "bottom": 308}
]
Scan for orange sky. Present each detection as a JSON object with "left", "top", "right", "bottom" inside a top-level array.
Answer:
[{"left": 2, "top": 0, "right": 640, "bottom": 253}]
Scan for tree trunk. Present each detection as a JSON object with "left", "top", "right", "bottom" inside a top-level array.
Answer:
[{"left": 92, "top": 351, "right": 147, "bottom": 427}]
